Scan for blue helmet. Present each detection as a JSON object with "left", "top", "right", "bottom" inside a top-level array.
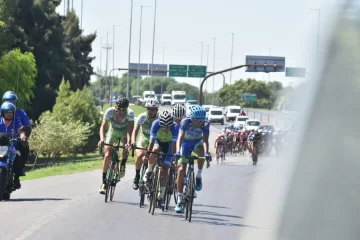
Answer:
[
  {"left": 1, "top": 102, "right": 16, "bottom": 117},
  {"left": 189, "top": 105, "right": 206, "bottom": 121},
  {"left": 2, "top": 91, "right": 18, "bottom": 103}
]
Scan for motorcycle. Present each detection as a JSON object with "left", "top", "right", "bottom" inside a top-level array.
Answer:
[{"left": 0, "top": 133, "right": 21, "bottom": 201}]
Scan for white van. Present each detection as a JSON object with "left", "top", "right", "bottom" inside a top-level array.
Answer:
[
  {"left": 208, "top": 107, "right": 224, "bottom": 125},
  {"left": 244, "top": 119, "right": 261, "bottom": 131},
  {"left": 234, "top": 116, "right": 249, "bottom": 127},
  {"left": 224, "top": 106, "right": 241, "bottom": 122},
  {"left": 161, "top": 94, "right": 172, "bottom": 105}
]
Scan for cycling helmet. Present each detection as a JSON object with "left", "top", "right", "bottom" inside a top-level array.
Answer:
[
  {"left": 159, "top": 110, "right": 173, "bottom": 128},
  {"left": 172, "top": 104, "right": 186, "bottom": 119},
  {"left": 2, "top": 91, "right": 18, "bottom": 103},
  {"left": 115, "top": 97, "right": 129, "bottom": 109},
  {"left": 189, "top": 105, "right": 206, "bottom": 120},
  {"left": 1, "top": 102, "right": 16, "bottom": 118},
  {"left": 145, "top": 99, "right": 159, "bottom": 108}
]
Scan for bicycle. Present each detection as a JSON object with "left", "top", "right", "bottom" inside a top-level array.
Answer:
[
  {"left": 252, "top": 142, "right": 259, "bottom": 165},
  {"left": 132, "top": 146, "right": 172, "bottom": 214},
  {"left": 100, "top": 140, "right": 128, "bottom": 203},
  {"left": 181, "top": 154, "right": 210, "bottom": 222},
  {"left": 131, "top": 145, "right": 150, "bottom": 208},
  {"left": 164, "top": 159, "right": 178, "bottom": 210}
]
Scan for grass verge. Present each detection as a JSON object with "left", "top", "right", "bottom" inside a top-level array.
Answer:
[{"left": 21, "top": 155, "right": 135, "bottom": 181}]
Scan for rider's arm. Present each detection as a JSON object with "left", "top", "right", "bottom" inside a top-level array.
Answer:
[
  {"left": 214, "top": 138, "right": 218, "bottom": 148},
  {"left": 171, "top": 124, "right": 179, "bottom": 155},
  {"left": 203, "top": 133, "right": 209, "bottom": 154},
  {"left": 126, "top": 110, "right": 135, "bottom": 145},
  {"left": 99, "top": 121, "right": 108, "bottom": 142},
  {"left": 131, "top": 122, "right": 140, "bottom": 145},
  {"left": 148, "top": 120, "right": 160, "bottom": 152},
  {"left": 176, "top": 130, "right": 185, "bottom": 153},
  {"left": 17, "top": 109, "right": 32, "bottom": 137}
]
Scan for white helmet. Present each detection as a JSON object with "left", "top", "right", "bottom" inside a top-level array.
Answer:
[
  {"left": 145, "top": 99, "right": 159, "bottom": 108},
  {"left": 172, "top": 104, "right": 186, "bottom": 119},
  {"left": 159, "top": 110, "right": 173, "bottom": 128}
]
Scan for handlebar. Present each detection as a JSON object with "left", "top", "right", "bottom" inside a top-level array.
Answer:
[
  {"left": 131, "top": 145, "right": 173, "bottom": 158},
  {"left": 99, "top": 141, "right": 128, "bottom": 155}
]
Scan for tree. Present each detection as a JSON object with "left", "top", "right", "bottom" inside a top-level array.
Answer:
[{"left": 0, "top": 48, "right": 37, "bottom": 108}]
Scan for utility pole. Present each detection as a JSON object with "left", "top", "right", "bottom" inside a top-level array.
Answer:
[
  {"left": 103, "top": 32, "right": 112, "bottom": 100},
  {"left": 229, "top": 33, "right": 234, "bottom": 85}
]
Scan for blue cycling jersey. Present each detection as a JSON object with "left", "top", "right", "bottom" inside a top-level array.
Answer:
[
  {"left": 150, "top": 119, "right": 178, "bottom": 142},
  {"left": 15, "top": 109, "right": 31, "bottom": 127},
  {"left": 179, "top": 117, "right": 210, "bottom": 141}
]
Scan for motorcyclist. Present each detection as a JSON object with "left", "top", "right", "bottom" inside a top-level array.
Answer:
[
  {"left": 2, "top": 91, "right": 31, "bottom": 177},
  {"left": 0, "top": 102, "right": 27, "bottom": 189},
  {"left": 240, "top": 110, "right": 246, "bottom": 116}
]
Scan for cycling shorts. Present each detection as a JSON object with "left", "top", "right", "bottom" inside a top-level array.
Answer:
[
  {"left": 136, "top": 134, "right": 150, "bottom": 148},
  {"left": 179, "top": 139, "right": 203, "bottom": 164},
  {"left": 154, "top": 140, "right": 172, "bottom": 167},
  {"left": 105, "top": 128, "right": 127, "bottom": 145}
]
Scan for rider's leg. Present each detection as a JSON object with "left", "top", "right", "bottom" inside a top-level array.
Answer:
[
  {"left": 194, "top": 141, "right": 205, "bottom": 191},
  {"left": 175, "top": 143, "right": 190, "bottom": 213},
  {"left": 144, "top": 140, "right": 158, "bottom": 181},
  {"left": 119, "top": 136, "right": 128, "bottom": 178},
  {"left": 133, "top": 136, "right": 147, "bottom": 189}
]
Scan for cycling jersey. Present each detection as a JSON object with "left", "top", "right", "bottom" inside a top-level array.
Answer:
[
  {"left": 150, "top": 119, "right": 178, "bottom": 166},
  {"left": 179, "top": 117, "right": 210, "bottom": 141},
  {"left": 103, "top": 107, "right": 134, "bottom": 144},
  {"left": 136, "top": 112, "right": 158, "bottom": 147},
  {"left": 15, "top": 109, "right": 31, "bottom": 127},
  {"left": 179, "top": 117, "right": 210, "bottom": 163}
]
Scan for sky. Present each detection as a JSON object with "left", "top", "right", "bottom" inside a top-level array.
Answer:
[{"left": 56, "top": 0, "right": 341, "bottom": 92}]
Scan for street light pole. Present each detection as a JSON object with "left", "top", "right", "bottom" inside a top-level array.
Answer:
[
  {"left": 205, "top": 44, "right": 209, "bottom": 104},
  {"left": 229, "top": 33, "right": 234, "bottom": 85},
  {"left": 137, "top": 6, "right": 151, "bottom": 98},
  {"left": 80, "top": 0, "right": 83, "bottom": 29},
  {"left": 310, "top": 8, "right": 321, "bottom": 63},
  {"left": 150, "top": 0, "right": 158, "bottom": 92},
  {"left": 103, "top": 32, "right": 112, "bottom": 100},
  {"left": 111, "top": 25, "right": 123, "bottom": 107},
  {"left": 211, "top": 37, "right": 216, "bottom": 104},
  {"left": 126, "top": 0, "right": 134, "bottom": 99},
  {"left": 197, "top": 41, "right": 204, "bottom": 89}
]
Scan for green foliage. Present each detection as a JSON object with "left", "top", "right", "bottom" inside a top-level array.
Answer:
[
  {"left": 29, "top": 113, "right": 92, "bottom": 157},
  {"left": 217, "top": 78, "right": 283, "bottom": 109},
  {"left": 0, "top": 48, "right": 37, "bottom": 108}
]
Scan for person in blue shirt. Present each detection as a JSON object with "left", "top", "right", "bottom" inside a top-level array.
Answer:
[
  {"left": 0, "top": 102, "right": 27, "bottom": 189},
  {"left": 143, "top": 110, "right": 178, "bottom": 208},
  {"left": 173, "top": 105, "right": 212, "bottom": 213},
  {"left": 2, "top": 91, "right": 32, "bottom": 177}
]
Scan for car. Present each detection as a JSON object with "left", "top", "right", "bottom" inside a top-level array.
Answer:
[
  {"left": 259, "top": 124, "right": 275, "bottom": 133},
  {"left": 207, "top": 107, "right": 224, "bottom": 125},
  {"left": 202, "top": 105, "right": 216, "bottom": 118},
  {"left": 185, "top": 100, "right": 198, "bottom": 106},
  {"left": 161, "top": 94, "right": 172, "bottom": 105},
  {"left": 234, "top": 116, "right": 250, "bottom": 127},
  {"left": 224, "top": 106, "right": 241, "bottom": 122},
  {"left": 244, "top": 119, "right": 261, "bottom": 131}
]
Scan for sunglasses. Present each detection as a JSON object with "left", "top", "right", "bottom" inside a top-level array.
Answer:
[
  {"left": 116, "top": 108, "right": 127, "bottom": 112},
  {"left": 192, "top": 118, "right": 205, "bottom": 123},
  {"left": 147, "top": 108, "right": 158, "bottom": 111}
]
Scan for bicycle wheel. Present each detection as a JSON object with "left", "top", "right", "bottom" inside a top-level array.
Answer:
[
  {"left": 139, "top": 162, "right": 147, "bottom": 208},
  {"left": 105, "top": 162, "right": 114, "bottom": 203},
  {"left": 165, "top": 167, "right": 173, "bottom": 210},
  {"left": 110, "top": 164, "right": 118, "bottom": 201},
  {"left": 173, "top": 169, "right": 178, "bottom": 205},
  {"left": 188, "top": 171, "right": 195, "bottom": 222},
  {"left": 152, "top": 167, "right": 162, "bottom": 215},
  {"left": 148, "top": 168, "right": 158, "bottom": 213}
]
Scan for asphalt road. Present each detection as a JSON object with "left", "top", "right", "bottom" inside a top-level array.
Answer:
[{"left": 0, "top": 116, "right": 277, "bottom": 240}]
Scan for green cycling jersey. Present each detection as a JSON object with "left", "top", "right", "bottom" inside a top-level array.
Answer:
[{"left": 103, "top": 107, "right": 134, "bottom": 144}]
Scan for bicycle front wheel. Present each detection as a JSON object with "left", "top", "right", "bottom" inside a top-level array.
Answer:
[
  {"left": 105, "top": 163, "right": 114, "bottom": 203},
  {"left": 152, "top": 168, "right": 161, "bottom": 215},
  {"left": 188, "top": 172, "right": 195, "bottom": 222}
]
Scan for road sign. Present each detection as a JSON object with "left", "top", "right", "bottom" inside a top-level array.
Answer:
[
  {"left": 245, "top": 55, "right": 285, "bottom": 73},
  {"left": 286, "top": 67, "right": 306, "bottom": 77},
  {"left": 169, "top": 65, "right": 188, "bottom": 77},
  {"left": 129, "top": 63, "right": 149, "bottom": 76},
  {"left": 188, "top": 65, "right": 207, "bottom": 78},
  {"left": 242, "top": 93, "right": 257, "bottom": 102},
  {"left": 149, "top": 64, "right": 168, "bottom": 77}
]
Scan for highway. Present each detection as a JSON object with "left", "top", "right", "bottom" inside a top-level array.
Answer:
[{"left": 0, "top": 112, "right": 277, "bottom": 240}]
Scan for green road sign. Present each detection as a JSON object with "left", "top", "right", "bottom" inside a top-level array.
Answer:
[
  {"left": 188, "top": 65, "right": 207, "bottom": 78},
  {"left": 242, "top": 94, "right": 257, "bottom": 102},
  {"left": 286, "top": 67, "right": 306, "bottom": 77},
  {"left": 169, "top": 65, "right": 188, "bottom": 77}
]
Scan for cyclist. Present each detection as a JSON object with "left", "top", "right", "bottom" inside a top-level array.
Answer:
[
  {"left": 2, "top": 91, "right": 32, "bottom": 177},
  {"left": 143, "top": 110, "right": 178, "bottom": 208},
  {"left": 240, "top": 130, "right": 248, "bottom": 152},
  {"left": 252, "top": 129, "right": 263, "bottom": 155},
  {"left": 131, "top": 99, "right": 159, "bottom": 190},
  {"left": 98, "top": 97, "right": 134, "bottom": 194},
  {"left": 215, "top": 132, "right": 226, "bottom": 159},
  {"left": 173, "top": 105, "right": 211, "bottom": 213},
  {"left": 240, "top": 110, "right": 246, "bottom": 116},
  {"left": 172, "top": 104, "right": 187, "bottom": 126},
  {"left": 0, "top": 102, "right": 27, "bottom": 189}
]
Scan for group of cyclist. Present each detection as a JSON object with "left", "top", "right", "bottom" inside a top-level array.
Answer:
[
  {"left": 98, "top": 97, "right": 211, "bottom": 213},
  {"left": 0, "top": 91, "right": 32, "bottom": 189},
  {"left": 214, "top": 124, "right": 276, "bottom": 161}
]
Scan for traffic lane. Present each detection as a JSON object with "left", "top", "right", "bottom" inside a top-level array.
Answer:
[
  {"left": 1, "top": 122, "right": 220, "bottom": 239},
  {"left": 25, "top": 155, "right": 270, "bottom": 240}
]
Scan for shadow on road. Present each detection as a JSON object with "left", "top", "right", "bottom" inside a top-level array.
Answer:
[
  {"left": 193, "top": 203, "right": 230, "bottom": 209},
  {"left": 192, "top": 209, "right": 243, "bottom": 219},
  {"left": 9, "top": 197, "right": 70, "bottom": 202}
]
